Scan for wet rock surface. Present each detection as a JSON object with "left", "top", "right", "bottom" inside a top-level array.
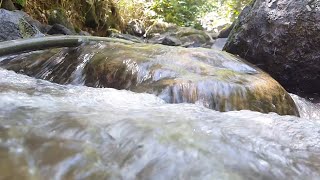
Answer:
[
  {"left": 0, "top": 9, "right": 43, "bottom": 41},
  {"left": 224, "top": 0, "right": 320, "bottom": 94},
  {"left": 211, "top": 38, "right": 228, "bottom": 50},
  {"left": 0, "top": 41, "right": 299, "bottom": 115}
]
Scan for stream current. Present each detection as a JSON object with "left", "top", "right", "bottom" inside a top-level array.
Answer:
[{"left": 0, "top": 67, "right": 320, "bottom": 179}]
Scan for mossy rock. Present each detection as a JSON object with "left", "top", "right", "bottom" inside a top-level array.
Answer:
[
  {"left": 0, "top": 39, "right": 299, "bottom": 116},
  {"left": 0, "top": 9, "right": 43, "bottom": 41},
  {"left": 146, "top": 23, "right": 213, "bottom": 48},
  {"left": 145, "top": 21, "right": 179, "bottom": 37}
]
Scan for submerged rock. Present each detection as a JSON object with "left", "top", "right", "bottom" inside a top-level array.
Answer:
[
  {"left": 0, "top": 41, "right": 299, "bottom": 115},
  {"left": 224, "top": 0, "right": 320, "bottom": 94},
  {"left": 0, "top": 9, "right": 43, "bottom": 41}
]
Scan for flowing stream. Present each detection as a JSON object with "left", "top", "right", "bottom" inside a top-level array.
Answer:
[{"left": 1, "top": 67, "right": 320, "bottom": 179}]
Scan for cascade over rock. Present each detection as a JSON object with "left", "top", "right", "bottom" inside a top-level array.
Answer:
[
  {"left": 0, "top": 68, "right": 319, "bottom": 179},
  {"left": 0, "top": 39, "right": 298, "bottom": 115},
  {"left": 223, "top": 0, "right": 320, "bottom": 94}
]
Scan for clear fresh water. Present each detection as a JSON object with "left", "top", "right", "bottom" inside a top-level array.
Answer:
[{"left": 1, "top": 67, "right": 320, "bottom": 179}]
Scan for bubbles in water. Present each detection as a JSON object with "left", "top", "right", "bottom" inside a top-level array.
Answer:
[{"left": 0, "top": 68, "right": 320, "bottom": 179}]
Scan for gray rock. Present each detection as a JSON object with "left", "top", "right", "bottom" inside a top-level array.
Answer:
[
  {"left": 126, "top": 20, "right": 146, "bottom": 37},
  {"left": 146, "top": 23, "right": 214, "bottom": 48},
  {"left": 109, "top": 33, "right": 144, "bottom": 43},
  {"left": 0, "top": 9, "right": 43, "bottom": 41},
  {"left": 79, "top": 31, "right": 91, "bottom": 36},
  {"left": 47, "top": 24, "right": 75, "bottom": 35},
  {"left": 147, "top": 35, "right": 182, "bottom": 46},
  {"left": 15, "top": 10, "right": 51, "bottom": 34},
  {"left": 224, "top": 0, "right": 320, "bottom": 94}
]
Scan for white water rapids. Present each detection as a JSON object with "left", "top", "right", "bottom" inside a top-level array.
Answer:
[{"left": 0, "top": 68, "right": 320, "bottom": 179}]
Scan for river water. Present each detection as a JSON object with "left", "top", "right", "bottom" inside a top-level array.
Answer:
[{"left": 0, "top": 67, "right": 320, "bottom": 179}]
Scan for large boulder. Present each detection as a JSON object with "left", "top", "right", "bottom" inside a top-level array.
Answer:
[
  {"left": 0, "top": 40, "right": 299, "bottom": 116},
  {"left": 15, "top": 10, "right": 51, "bottom": 34},
  {"left": 0, "top": 9, "right": 43, "bottom": 41},
  {"left": 224, "top": 0, "right": 320, "bottom": 94}
]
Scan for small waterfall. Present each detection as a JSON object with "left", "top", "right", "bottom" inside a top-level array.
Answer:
[
  {"left": 290, "top": 93, "right": 320, "bottom": 120},
  {"left": 0, "top": 41, "right": 299, "bottom": 115},
  {"left": 70, "top": 43, "right": 106, "bottom": 85},
  {"left": 70, "top": 52, "right": 95, "bottom": 85}
]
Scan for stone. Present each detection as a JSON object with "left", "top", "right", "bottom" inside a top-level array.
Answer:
[
  {"left": 145, "top": 21, "right": 178, "bottom": 38},
  {"left": 147, "top": 24, "right": 215, "bottom": 48},
  {"left": 79, "top": 31, "right": 91, "bottom": 36},
  {"left": 0, "top": 40, "right": 299, "bottom": 116},
  {"left": 126, "top": 19, "right": 146, "bottom": 37},
  {"left": 0, "top": 9, "right": 43, "bottom": 42},
  {"left": 47, "top": 24, "right": 75, "bottom": 35},
  {"left": 224, "top": 0, "right": 320, "bottom": 94},
  {"left": 15, "top": 10, "right": 51, "bottom": 34},
  {"left": 109, "top": 32, "right": 144, "bottom": 43}
]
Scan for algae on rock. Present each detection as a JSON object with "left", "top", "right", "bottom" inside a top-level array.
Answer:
[{"left": 0, "top": 38, "right": 299, "bottom": 116}]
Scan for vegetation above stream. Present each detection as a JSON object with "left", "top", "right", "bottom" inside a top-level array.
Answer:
[{"left": 1, "top": 0, "right": 251, "bottom": 35}]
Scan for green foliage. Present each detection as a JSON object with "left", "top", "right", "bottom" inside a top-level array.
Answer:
[
  {"left": 222, "top": 0, "right": 252, "bottom": 20},
  {"left": 14, "top": 0, "right": 26, "bottom": 7},
  {"left": 149, "top": 0, "right": 251, "bottom": 29},
  {"left": 151, "top": 0, "right": 215, "bottom": 28}
]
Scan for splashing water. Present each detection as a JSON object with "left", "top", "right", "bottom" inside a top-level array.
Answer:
[
  {"left": 290, "top": 93, "right": 320, "bottom": 120},
  {"left": 0, "top": 68, "right": 320, "bottom": 179}
]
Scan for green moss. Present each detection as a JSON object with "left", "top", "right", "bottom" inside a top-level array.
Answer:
[
  {"left": 14, "top": 0, "right": 26, "bottom": 7},
  {"left": 18, "top": 19, "right": 37, "bottom": 38},
  {"left": 215, "top": 69, "right": 237, "bottom": 80}
]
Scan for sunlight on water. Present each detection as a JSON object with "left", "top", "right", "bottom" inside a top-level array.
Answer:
[{"left": 0, "top": 68, "right": 320, "bottom": 179}]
